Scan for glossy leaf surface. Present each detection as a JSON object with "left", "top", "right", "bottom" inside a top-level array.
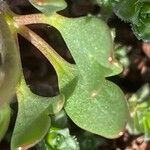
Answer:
[
  {"left": 46, "top": 15, "right": 129, "bottom": 138},
  {"left": 11, "top": 76, "right": 64, "bottom": 150},
  {"left": 29, "top": 0, "right": 67, "bottom": 14}
]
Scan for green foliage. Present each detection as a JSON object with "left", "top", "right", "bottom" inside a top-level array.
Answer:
[
  {"left": 96, "top": 0, "right": 150, "bottom": 41},
  {"left": 0, "top": 0, "right": 135, "bottom": 149},
  {"left": 0, "top": 14, "right": 21, "bottom": 106},
  {"left": 113, "top": 0, "right": 150, "bottom": 41},
  {"left": 27, "top": 1, "right": 129, "bottom": 138},
  {"left": 45, "top": 128, "right": 80, "bottom": 150},
  {"left": 11, "top": 76, "right": 64, "bottom": 150},
  {"left": 0, "top": 104, "right": 11, "bottom": 141},
  {"left": 29, "top": 0, "right": 67, "bottom": 14},
  {"left": 45, "top": 14, "right": 129, "bottom": 138},
  {"left": 127, "top": 84, "right": 150, "bottom": 140}
]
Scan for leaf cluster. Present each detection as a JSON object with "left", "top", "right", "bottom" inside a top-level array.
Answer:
[
  {"left": 96, "top": 0, "right": 150, "bottom": 41},
  {"left": 0, "top": 0, "right": 129, "bottom": 149}
]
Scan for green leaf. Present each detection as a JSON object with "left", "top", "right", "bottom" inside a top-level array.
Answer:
[
  {"left": 132, "top": 2, "right": 150, "bottom": 41},
  {"left": 29, "top": 0, "right": 67, "bottom": 14},
  {"left": 45, "top": 128, "right": 80, "bottom": 150},
  {"left": 96, "top": 0, "right": 150, "bottom": 41},
  {"left": 113, "top": 0, "right": 150, "bottom": 41},
  {"left": 11, "top": 76, "right": 65, "bottom": 150},
  {"left": 0, "top": 14, "right": 21, "bottom": 106},
  {"left": 127, "top": 84, "right": 150, "bottom": 140},
  {"left": 18, "top": 25, "right": 78, "bottom": 101},
  {"left": 46, "top": 15, "right": 129, "bottom": 138},
  {"left": 113, "top": 0, "right": 140, "bottom": 22},
  {"left": 0, "top": 104, "right": 11, "bottom": 141}
]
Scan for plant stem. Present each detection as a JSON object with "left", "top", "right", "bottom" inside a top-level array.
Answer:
[
  {"left": 13, "top": 14, "right": 45, "bottom": 26},
  {"left": 18, "top": 26, "right": 70, "bottom": 74},
  {"left": 14, "top": 13, "right": 64, "bottom": 28}
]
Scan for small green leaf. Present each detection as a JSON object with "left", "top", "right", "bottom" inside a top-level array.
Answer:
[
  {"left": 127, "top": 84, "right": 150, "bottom": 140},
  {"left": 132, "top": 2, "right": 150, "bottom": 41},
  {"left": 45, "top": 128, "right": 80, "bottom": 150},
  {"left": 0, "top": 14, "right": 21, "bottom": 106},
  {"left": 113, "top": 0, "right": 140, "bottom": 22},
  {"left": 0, "top": 104, "right": 11, "bottom": 141},
  {"left": 46, "top": 15, "right": 129, "bottom": 138},
  {"left": 96, "top": 0, "right": 150, "bottom": 41},
  {"left": 113, "top": 0, "right": 150, "bottom": 41},
  {"left": 29, "top": 0, "right": 67, "bottom": 14},
  {"left": 11, "top": 76, "right": 65, "bottom": 150}
]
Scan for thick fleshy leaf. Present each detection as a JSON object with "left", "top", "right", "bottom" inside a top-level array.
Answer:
[
  {"left": 0, "top": 14, "right": 21, "bottom": 106},
  {"left": 29, "top": 0, "right": 67, "bottom": 14},
  {"left": 45, "top": 15, "right": 129, "bottom": 138},
  {"left": 0, "top": 104, "right": 11, "bottom": 141},
  {"left": 11, "top": 76, "right": 64, "bottom": 150}
]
